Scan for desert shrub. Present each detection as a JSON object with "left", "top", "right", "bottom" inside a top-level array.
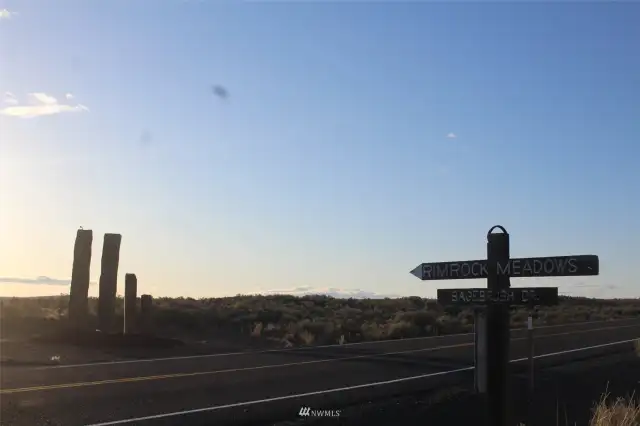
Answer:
[
  {"left": 297, "top": 330, "right": 315, "bottom": 345},
  {"left": 387, "top": 321, "right": 421, "bottom": 339},
  {"left": 297, "top": 319, "right": 331, "bottom": 337},
  {"left": 436, "top": 315, "right": 466, "bottom": 334},
  {"left": 255, "top": 309, "right": 282, "bottom": 324},
  {"left": 361, "top": 321, "right": 385, "bottom": 341},
  {"left": 394, "top": 310, "right": 438, "bottom": 329},
  {"left": 2, "top": 294, "right": 639, "bottom": 347},
  {"left": 153, "top": 308, "right": 202, "bottom": 331}
]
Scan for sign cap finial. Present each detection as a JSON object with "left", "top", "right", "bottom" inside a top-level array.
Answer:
[{"left": 487, "top": 225, "right": 508, "bottom": 240}]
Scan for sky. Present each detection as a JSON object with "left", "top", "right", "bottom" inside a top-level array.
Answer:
[{"left": 0, "top": 1, "right": 638, "bottom": 300}]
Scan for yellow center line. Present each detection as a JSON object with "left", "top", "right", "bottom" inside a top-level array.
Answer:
[
  {"left": 2, "top": 323, "right": 637, "bottom": 395},
  {"left": 0, "top": 342, "right": 472, "bottom": 394}
]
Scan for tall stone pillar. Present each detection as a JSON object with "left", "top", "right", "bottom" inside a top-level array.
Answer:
[
  {"left": 97, "top": 233, "right": 122, "bottom": 332},
  {"left": 69, "top": 228, "right": 93, "bottom": 324},
  {"left": 123, "top": 273, "right": 138, "bottom": 334}
]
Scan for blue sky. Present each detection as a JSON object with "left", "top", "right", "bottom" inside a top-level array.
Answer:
[{"left": 0, "top": 1, "right": 638, "bottom": 299}]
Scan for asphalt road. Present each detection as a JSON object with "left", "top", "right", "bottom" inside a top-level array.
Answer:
[{"left": 1, "top": 318, "right": 639, "bottom": 426}]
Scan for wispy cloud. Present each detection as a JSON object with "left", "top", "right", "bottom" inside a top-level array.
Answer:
[
  {"left": 0, "top": 9, "right": 17, "bottom": 20},
  {"left": 0, "top": 276, "right": 72, "bottom": 286},
  {"left": 0, "top": 276, "right": 97, "bottom": 286},
  {"left": 31, "top": 93, "right": 58, "bottom": 105},
  {"left": 446, "top": 132, "right": 457, "bottom": 139},
  {"left": 3, "top": 92, "right": 18, "bottom": 105},
  {"left": 566, "top": 281, "right": 618, "bottom": 290},
  {"left": 0, "top": 92, "right": 89, "bottom": 118},
  {"left": 258, "top": 286, "right": 400, "bottom": 299}
]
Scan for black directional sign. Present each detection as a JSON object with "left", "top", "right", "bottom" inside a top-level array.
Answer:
[
  {"left": 437, "top": 287, "right": 558, "bottom": 307},
  {"left": 410, "top": 255, "right": 598, "bottom": 281},
  {"left": 410, "top": 226, "right": 599, "bottom": 426}
]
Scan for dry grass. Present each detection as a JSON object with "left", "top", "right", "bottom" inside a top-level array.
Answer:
[
  {"left": 591, "top": 342, "right": 640, "bottom": 425},
  {"left": 298, "top": 330, "right": 315, "bottom": 345},
  {"left": 590, "top": 393, "right": 640, "bottom": 426},
  {"left": 519, "top": 392, "right": 640, "bottom": 426},
  {"left": 250, "top": 322, "right": 263, "bottom": 337}
]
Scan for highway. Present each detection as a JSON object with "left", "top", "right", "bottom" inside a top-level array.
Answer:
[{"left": 1, "top": 318, "right": 639, "bottom": 426}]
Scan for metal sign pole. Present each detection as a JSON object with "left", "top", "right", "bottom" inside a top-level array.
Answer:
[{"left": 486, "top": 226, "right": 510, "bottom": 426}]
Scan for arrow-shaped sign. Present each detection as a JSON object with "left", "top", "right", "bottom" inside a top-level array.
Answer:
[{"left": 410, "top": 255, "right": 598, "bottom": 281}]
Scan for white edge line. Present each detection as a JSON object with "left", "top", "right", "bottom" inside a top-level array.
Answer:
[
  {"left": 509, "top": 337, "right": 639, "bottom": 362},
  {"left": 9, "top": 324, "right": 636, "bottom": 395},
  {"left": 84, "top": 337, "right": 639, "bottom": 426},
  {"left": 0, "top": 342, "right": 473, "bottom": 395},
  {"left": 36, "top": 333, "right": 476, "bottom": 369},
  {"left": 83, "top": 367, "right": 477, "bottom": 426},
  {"left": 36, "top": 318, "right": 640, "bottom": 370}
]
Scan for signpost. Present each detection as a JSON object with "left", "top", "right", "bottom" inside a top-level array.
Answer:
[
  {"left": 409, "top": 226, "right": 599, "bottom": 426},
  {"left": 410, "top": 255, "right": 598, "bottom": 281},
  {"left": 437, "top": 287, "right": 558, "bottom": 306}
]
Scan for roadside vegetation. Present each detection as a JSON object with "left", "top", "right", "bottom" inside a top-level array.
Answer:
[
  {"left": 1, "top": 294, "right": 639, "bottom": 347},
  {"left": 523, "top": 386, "right": 640, "bottom": 426},
  {"left": 527, "top": 388, "right": 640, "bottom": 426},
  {"left": 589, "top": 393, "right": 639, "bottom": 426}
]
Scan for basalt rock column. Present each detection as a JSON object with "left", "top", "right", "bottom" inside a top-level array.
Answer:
[
  {"left": 68, "top": 228, "right": 93, "bottom": 324},
  {"left": 97, "top": 233, "right": 122, "bottom": 333},
  {"left": 140, "top": 294, "right": 153, "bottom": 334},
  {"left": 123, "top": 273, "right": 138, "bottom": 334}
]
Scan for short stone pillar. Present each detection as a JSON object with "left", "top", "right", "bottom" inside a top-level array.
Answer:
[
  {"left": 140, "top": 294, "right": 153, "bottom": 334},
  {"left": 123, "top": 274, "right": 138, "bottom": 334}
]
